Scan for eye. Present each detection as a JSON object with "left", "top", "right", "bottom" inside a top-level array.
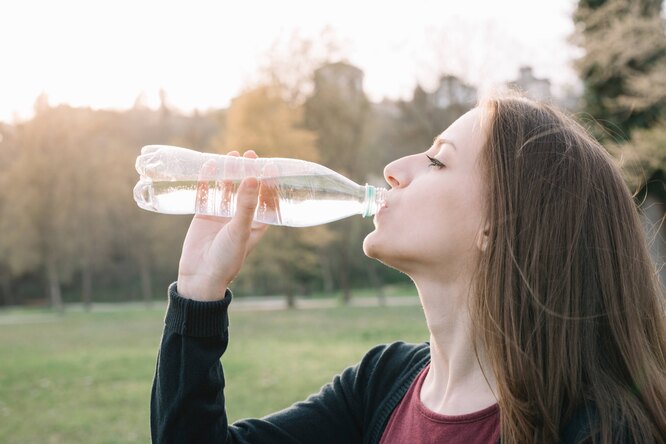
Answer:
[{"left": 426, "top": 154, "right": 445, "bottom": 169}]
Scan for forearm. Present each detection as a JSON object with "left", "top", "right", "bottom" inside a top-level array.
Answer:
[
  {"left": 150, "top": 283, "right": 370, "bottom": 444},
  {"left": 151, "top": 283, "right": 232, "bottom": 444}
]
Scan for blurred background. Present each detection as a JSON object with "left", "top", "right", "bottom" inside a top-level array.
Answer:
[
  {"left": 0, "top": 0, "right": 663, "bottom": 309},
  {"left": 0, "top": 0, "right": 666, "bottom": 309},
  {"left": 0, "top": 0, "right": 664, "bottom": 442}
]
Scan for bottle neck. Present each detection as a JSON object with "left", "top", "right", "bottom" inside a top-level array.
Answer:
[{"left": 363, "top": 185, "right": 388, "bottom": 217}]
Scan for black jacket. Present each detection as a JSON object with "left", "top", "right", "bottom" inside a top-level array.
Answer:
[{"left": 151, "top": 284, "right": 598, "bottom": 443}]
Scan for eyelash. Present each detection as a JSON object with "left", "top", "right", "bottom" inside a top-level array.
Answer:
[{"left": 426, "top": 154, "right": 445, "bottom": 169}]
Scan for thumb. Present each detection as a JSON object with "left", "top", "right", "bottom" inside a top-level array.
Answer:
[{"left": 228, "top": 177, "right": 260, "bottom": 235}]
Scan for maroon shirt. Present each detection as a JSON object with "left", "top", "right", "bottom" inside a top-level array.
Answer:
[{"left": 379, "top": 364, "right": 500, "bottom": 444}]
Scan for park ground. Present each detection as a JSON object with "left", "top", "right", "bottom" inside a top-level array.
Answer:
[{"left": 0, "top": 293, "right": 426, "bottom": 443}]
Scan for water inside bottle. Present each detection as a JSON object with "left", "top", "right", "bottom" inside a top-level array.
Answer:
[{"left": 134, "top": 174, "right": 383, "bottom": 227}]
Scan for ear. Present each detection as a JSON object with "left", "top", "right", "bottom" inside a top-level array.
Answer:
[{"left": 476, "top": 223, "right": 490, "bottom": 252}]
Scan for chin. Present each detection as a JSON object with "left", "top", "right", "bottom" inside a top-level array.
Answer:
[
  {"left": 362, "top": 232, "right": 378, "bottom": 259},
  {"left": 363, "top": 232, "right": 406, "bottom": 272},
  {"left": 363, "top": 231, "right": 394, "bottom": 264}
]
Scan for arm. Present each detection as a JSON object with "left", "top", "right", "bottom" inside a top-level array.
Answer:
[
  {"left": 150, "top": 285, "right": 232, "bottom": 443},
  {"left": 151, "top": 284, "right": 367, "bottom": 444},
  {"left": 152, "top": 149, "right": 365, "bottom": 443}
]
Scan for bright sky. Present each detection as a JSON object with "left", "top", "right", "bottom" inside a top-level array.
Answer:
[{"left": 1, "top": 0, "right": 579, "bottom": 123}]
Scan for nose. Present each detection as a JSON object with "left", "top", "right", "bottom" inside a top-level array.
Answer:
[{"left": 383, "top": 156, "right": 409, "bottom": 189}]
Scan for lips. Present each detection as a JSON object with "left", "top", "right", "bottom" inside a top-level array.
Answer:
[
  {"left": 374, "top": 193, "right": 390, "bottom": 221},
  {"left": 374, "top": 201, "right": 388, "bottom": 222}
]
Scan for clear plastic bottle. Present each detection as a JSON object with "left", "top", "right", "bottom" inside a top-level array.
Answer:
[{"left": 133, "top": 145, "right": 387, "bottom": 227}]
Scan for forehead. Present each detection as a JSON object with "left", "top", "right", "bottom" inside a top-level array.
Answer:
[{"left": 438, "top": 108, "right": 488, "bottom": 157}]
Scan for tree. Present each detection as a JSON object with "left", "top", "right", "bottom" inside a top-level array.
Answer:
[
  {"left": 222, "top": 85, "right": 332, "bottom": 307},
  {"left": 609, "top": 122, "right": 666, "bottom": 192},
  {"left": 2, "top": 102, "right": 95, "bottom": 310},
  {"left": 304, "top": 62, "right": 373, "bottom": 304},
  {"left": 0, "top": 94, "right": 227, "bottom": 307},
  {"left": 113, "top": 106, "right": 193, "bottom": 306},
  {"left": 573, "top": 0, "right": 666, "bottom": 139},
  {"left": 574, "top": 0, "right": 666, "bottom": 289},
  {"left": 254, "top": 27, "right": 349, "bottom": 106},
  {"left": 0, "top": 123, "right": 18, "bottom": 305},
  {"left": 609, "top": 122, "right": 666, "bottom": 287}
]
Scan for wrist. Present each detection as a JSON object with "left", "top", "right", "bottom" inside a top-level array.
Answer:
[
  {"left": 166, "top": 283, "right": 232, "bottom": 338},
  {"left": 177, "top": 278, "right": 229, "bottom": 302}
]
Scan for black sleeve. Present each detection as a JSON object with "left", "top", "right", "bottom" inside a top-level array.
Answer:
[{"left": 150, "top": 283, "right": 368, "bottom": 444}]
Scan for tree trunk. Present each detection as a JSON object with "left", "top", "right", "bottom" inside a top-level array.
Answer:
[
  {"left": 81, "top": 261, "right": 93, "bottom": 311},
  {"left": 46, "top": 259, "right": 64, "bottom": 312},
  {"left": 303, "top": 283, "right": 312, "bottom": 297},
  {"left": 367, "top": 263, "right": 386, "bottom": 306},
  {"left": 285, "top": 282, "right": 296, "bottom": 309},
  {"left": 339, "top": 243, "right": 351, "bottom": 305},
  {"left": 320, "top": 254, "right": 335, "bottom": 294},
  {"left": 0, "top": 274, "right": 13, "bottom": 306},
  {"left": 338, "top": 218, "right": 363, "bottom": 305}
]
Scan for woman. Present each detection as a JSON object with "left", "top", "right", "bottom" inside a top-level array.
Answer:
[{"left": 151, "top": 95, "right": 666, "bottom": 443}]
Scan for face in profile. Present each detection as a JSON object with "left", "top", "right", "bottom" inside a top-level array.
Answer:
[{"left": 363, "top": 108, "right": 489, "bottom": 280}]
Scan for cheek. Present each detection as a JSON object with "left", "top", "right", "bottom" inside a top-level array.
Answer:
[
  {"left": 363, "top": 207, "right": 445, "bottom": 259},
  {"left": 364, "top": 180, "right": 486, "bottom": 263},
  {"left": 415, "top": 189, "right": 485, "bottom": 251}
]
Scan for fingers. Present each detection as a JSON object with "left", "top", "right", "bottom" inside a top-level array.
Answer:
[
  {"left": 227, "top": 150, "right": 256, "bottom": 157},
  {"left": 195, "top": 160, "right": 217, "bottom": 214},
  {"left": 256, "top": 162, "right": 281, "bottom": 225},
  {"left": 220, "top": 152, "right": 238, "bottom": 216},
  {"left": 238, "top": 177, "right": 260, "bottom": 220},
  {"left": 225, "top": 149, "right": 255, "bottom": 157},
  {"left": 240, "top": 150, "right": 266, "bottom": 229},
  {"left": 227, "top": 177, "right": 260, "bottom": 239},
  {"left": 219, "top": 149, "right": 262, "bottom": 227},
  {"left": 193, "top": 149, "right": 262, "bottom": 216}
]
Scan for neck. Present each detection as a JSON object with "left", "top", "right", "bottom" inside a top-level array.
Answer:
[{"left": 412, "top": 274, "right": 498, "bottom": 415}]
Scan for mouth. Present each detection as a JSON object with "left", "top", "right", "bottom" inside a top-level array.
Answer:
[{"left": 374, "top": 202, "right": 388, "bottom": 222}]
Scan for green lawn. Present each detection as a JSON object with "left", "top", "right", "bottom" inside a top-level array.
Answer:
[{"left": 0, "top": 301, "right": 427, "bottom": 443}]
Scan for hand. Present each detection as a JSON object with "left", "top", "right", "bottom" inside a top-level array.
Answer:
[{"left": 177, "top": 150, "right": 269, "bottom": 301}]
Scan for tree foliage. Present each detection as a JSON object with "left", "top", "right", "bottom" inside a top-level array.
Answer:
[
  {"left": 0, "top": 64, "right": 477, "bottom": 308},
  {"left": 574, "top": 0, "right": 665, "bottom": 289},
  {"left": 609, "top": 120, "right": 666, "bottom": 194},
  {"left": 304, "top": 63, "right": 374, "bottom": 303},
  {"left": 222, "top": 85, "right": 334, "bottom": 306},
  {"left": 573, "top": 0, "right": 666, "bottom": 139}
]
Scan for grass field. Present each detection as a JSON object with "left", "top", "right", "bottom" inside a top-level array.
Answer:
[{"left": 0, "top": 299, "right": 428, "bottom": 443}]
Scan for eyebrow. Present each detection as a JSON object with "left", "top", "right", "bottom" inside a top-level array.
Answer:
[{"left": 433, "top": 136, "right": 457, "bottom": 151}]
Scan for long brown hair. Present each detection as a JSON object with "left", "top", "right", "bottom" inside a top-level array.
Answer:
[{"left": 472, "top": 94, "right": 666, "bottom": 443}]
